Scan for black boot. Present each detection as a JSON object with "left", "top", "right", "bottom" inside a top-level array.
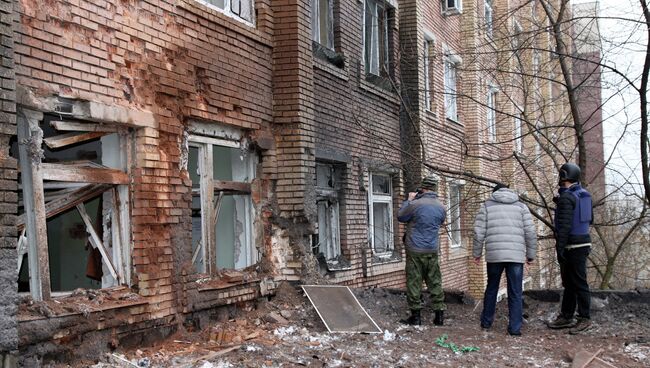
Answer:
[
  {"left": 400, "top": 310, "right": 421, "bottom": 326},
  {"left": 434, "top": 310, "right": 444, "bottom": 326}
]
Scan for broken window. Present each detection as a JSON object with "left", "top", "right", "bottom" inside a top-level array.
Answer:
[
  {"left": 314, "top": 162, "right": 342, "bottom": 261},
  {"left": 311, "top": 0, "right": 334, "bottom": 49},
  {"left": 368, "top": 173, "right": 394, "bottom": 255},
  {"left": 196, "top": 0, "right": 253, "bottom": 23},
  {"left": 447, "top": 182, "right": 462, "bottom": 247},
  {"left": 189, "top": 132, "right": 258, "bottom": 275},
  {"left": 364, "top": 0, "right": 391, "bottom": 77},
  {"left": 14, "top": 113, "right": 132, "bottom": 301}
]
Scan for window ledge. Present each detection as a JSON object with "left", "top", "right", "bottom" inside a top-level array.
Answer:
[
  {"left": 359, "top": 78, "right": 400, "bottom": 104},
  {"left": 371, "top": 251, "right": 401, "bottom": 265},
  {"left": 17, "top": 287, "right": 147, "bottom": 322},
  {"left": 196, "top": 276, "right": 261, "bottom": 292},
  {"left": 446, "top": 117, "right": 463, "bottom": 126},
  {"left": 313, "top": 57, "right": 349, "bottom": 82},
  {"left": 176, "top": 0, "right": 272, "bottom": 47},
  {"left": 442, "top": 10, "right": 462, "bottom": 17}
]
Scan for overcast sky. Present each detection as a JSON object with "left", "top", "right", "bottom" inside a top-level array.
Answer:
[{"left": 584, "top": 0, "right": 647, "bottom": 196}]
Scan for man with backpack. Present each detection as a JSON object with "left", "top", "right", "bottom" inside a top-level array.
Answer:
[{"left": 547, "top": 163, "right": 594, "bottom": 334}]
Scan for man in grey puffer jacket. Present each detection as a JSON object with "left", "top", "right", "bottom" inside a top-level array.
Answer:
[{"left": 473, "top": 184, "right": 537, "bottom": 336}]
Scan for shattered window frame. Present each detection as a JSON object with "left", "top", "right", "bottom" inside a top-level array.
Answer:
[
  {"left": 368, "top": 172, "right": 394, "bottom": 256},
  {"left": 188, "top": 133, "right": 258, "bottom": 276},
  {"left": 314, "top": 162, "right": 342, "bottom": 262},
  {"left": 444, "top": 56, "right": 459, "bottom": 122},
  {"left": 15, "top": 114, "right": 134, "bottom": 301}
]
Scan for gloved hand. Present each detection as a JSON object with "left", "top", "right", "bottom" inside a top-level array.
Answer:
[{"left": 556, "top": 248, "right": 565, "bottom": 264}]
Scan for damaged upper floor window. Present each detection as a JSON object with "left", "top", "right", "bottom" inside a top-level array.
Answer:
[
  {"left": 12, "top": 112, "right": 133, "bottom": 301},
  {"left": 188, "top": 132, "right": 259, "bottom": 275},
  {"left": 195, "top": 0, "right": 254, "bottom": 25},
  {"left": 364, "top": 0, "right": 393, "bottom": 78}
]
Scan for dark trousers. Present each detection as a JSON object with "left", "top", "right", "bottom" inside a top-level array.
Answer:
[
  {"left": 480, "top": 262, "right": 524, "bottom": 334},
  {"left": 560, "top": 246, "right": 591, "bottom": 319}
]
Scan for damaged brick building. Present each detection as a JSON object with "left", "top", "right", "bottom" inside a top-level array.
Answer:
[{"left": 0, "top": 0, "right": 596, "bottom": 365}]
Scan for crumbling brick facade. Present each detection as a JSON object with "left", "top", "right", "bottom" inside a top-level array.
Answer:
[
  {"left": 0, "top": 0, "right": 17, "bottom": 365},
  {"left": 1, "top": 0, "right": 597, "bottom": 364}
]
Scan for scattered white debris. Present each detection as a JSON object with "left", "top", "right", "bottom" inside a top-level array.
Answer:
[
  {"left": 383, "top": 330, "right": 396, "bottom": 341},
  {"left": 625, "top": 343, "right": 650, "bottom": 362},
  {"left": 273, "top": 325, "right": 297, "bottom": 338},
  {"left": 245, "top": 345, "right": 261, "bottom": 352}
]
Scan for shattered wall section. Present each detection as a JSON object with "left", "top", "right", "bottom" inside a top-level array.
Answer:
[{"left": 0, "top": 0, "right": 17, "bottom": 364}]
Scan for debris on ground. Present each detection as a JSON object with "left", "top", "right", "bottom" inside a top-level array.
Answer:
[
  {"left": 435, "top": 334, "right": 480, "bottom": 354},
  {"left": 52, "top": 284, "right": 650, "bottom": 367}
]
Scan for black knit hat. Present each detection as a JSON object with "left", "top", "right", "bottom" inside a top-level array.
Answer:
[{"left": 492, "top": 183, "right": 509, "bottom": 193}]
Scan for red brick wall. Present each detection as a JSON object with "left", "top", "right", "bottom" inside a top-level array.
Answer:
[{"left": 15, "top": 0, "right": 275, "bottom": 322}]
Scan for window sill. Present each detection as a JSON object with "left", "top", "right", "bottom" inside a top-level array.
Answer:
[
  {"left": 312, "top": 41, "right": 346, "bottom": 69},
  {"left": 176, "top": 0, "right": 272, "bottom": 47},
  {"left": 371, "top": 250, "right": 401, "bottom": 265},
  {"left": 17, "top": 287, "right": 147, "bottom": 322},
  {"left": 446, "top": 117, "right": 463, "bottom": 126},
  {"left": 196, "top": 275, "right": 261, "bottom": 292},
  {"left": 359, "top": 78, "right": 399, "bottom": 104},
  {"left": 442, "top": 10, "right": 462, "bottom": 17},
  {"left": 313, "top": 56, "right": 349, "bottom": 82}
]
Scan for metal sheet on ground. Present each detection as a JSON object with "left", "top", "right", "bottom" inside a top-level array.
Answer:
[{"left": 302, "top": 285, "right": 382, "bottom": 333}]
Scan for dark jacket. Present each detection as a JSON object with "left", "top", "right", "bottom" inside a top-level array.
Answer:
[
  {"left": 397, "top": 192, "right": 446, "bottom": 254},
  {"left": 554, "top": 183, "right": 592, "bottom": 251}
]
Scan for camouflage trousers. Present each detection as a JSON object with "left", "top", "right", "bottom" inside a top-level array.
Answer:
[{"left": 405, "top": 251, "right": 446, "bottom": 311}]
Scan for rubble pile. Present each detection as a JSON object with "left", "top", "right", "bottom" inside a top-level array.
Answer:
[{"left": 49, "top": 284, "right": 650, "bottom": 367}]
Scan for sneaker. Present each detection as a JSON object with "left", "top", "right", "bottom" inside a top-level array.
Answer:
[
  {"left": 480, "top": 323, "right": 491, "bottom": 330},
  {"left": 568, "top": 318, "right": 592, "bottom": 334},
  {"left": 547, "top": 315, "right": 576, "bottom": 329},
  {"left": 508, "top": 330, "right": 522, "bottom": 336}
]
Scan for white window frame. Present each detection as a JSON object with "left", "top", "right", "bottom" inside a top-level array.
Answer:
[
  {"left": 514, "top": 111, "right": 523, "bottom": 153},
  {"left": 311, "top": 0, "right": 334, "bottom": 49},
  {"left": 368, "top": 172, "right": 394, "bottom": 256},
  {"left": 443, "top": 50, "right": 461, "bottom": 122},
  {"left": 487, "top": 88, "right": 497, "bottom": 142},
  {"left": 446, "top": 181, "right": 463, "bottom": 248},
  {"left": 484, "top": 0, "right": 493, "bottom": 38},
  {"left": 189, "top": 131, "right": 258, "bottom": 275},
  {"left": 442, "top": 0, "right": 463, "bottom": 16},
  {"left": 194, "top": 0, "right": 255, "bottom": 26},
  {"left": 363, "top": 0, "right": 391, "bottom": 77},
  {"left": 423, "top": 39, "right": 433, "bottom": 111},
  {"left": 315, "top": 162, "right": 342, "bottom": 261}
]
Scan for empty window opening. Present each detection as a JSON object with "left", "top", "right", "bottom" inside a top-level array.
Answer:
[
  {"left": 313, "top": 162, "right": 343, "bottom": 262},
  {"left": 368, "top": 173, "right": 394, "bottom": 255},
  {"left": 189, "top": 134, "right": 258, "bottom": 275},
  {"left": 13, "top": 114, "right": 132, "bottom": 300}
]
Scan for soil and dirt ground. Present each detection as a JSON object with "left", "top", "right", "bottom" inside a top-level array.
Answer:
[{"left": 64, "top": 283, "right": 650, "bottom": 367}]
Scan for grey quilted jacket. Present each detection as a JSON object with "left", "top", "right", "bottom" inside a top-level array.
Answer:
[{"left": 472, "top": 188, "right": 537, "bottom": 263}]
